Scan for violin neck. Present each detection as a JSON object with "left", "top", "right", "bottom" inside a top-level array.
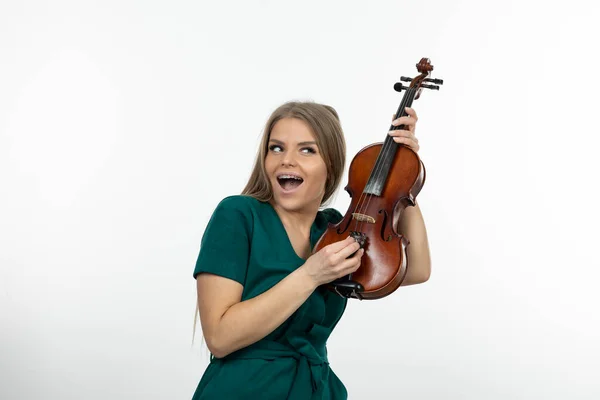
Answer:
[{"left": 364, "top": 87, "right": 418, "bottom": 196}]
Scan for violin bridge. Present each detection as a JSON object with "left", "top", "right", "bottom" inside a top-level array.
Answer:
[{"left": 351, "top": 213, "right": 375, "bottom": 224}]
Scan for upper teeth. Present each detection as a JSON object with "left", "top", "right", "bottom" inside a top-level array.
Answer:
[{"left": 279, "top": 175, "right": 302, "bottom": 180}]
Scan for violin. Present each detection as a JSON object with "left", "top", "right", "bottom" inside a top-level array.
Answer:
[{"left": 313, "top": 57, "right": 443, "bottom": 300}]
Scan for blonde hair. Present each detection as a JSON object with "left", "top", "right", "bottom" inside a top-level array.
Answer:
[
  {"left": 242, "top": 100, "right": 346, "bottom": 207},
  {"left": 192, "top": 100, "right": 347, "bottom": 349}
]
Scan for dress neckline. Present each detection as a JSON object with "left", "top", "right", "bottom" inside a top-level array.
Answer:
[{"left": 265, "top": 202, "right": 321, "bottom": 262}]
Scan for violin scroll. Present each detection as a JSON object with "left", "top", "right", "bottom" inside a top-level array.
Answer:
[{"left": 394, "top": 58, "right": 444, "bottom": 99}]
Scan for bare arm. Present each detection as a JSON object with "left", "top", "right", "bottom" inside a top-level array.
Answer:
[
  {"left": 397, "top": 201, "right": 432, "bottom": 285},
  {"left": 196, "top": 236, "right": 361, "bottom": 358},
  {"left": 196, "top": 268, "right": 316, "bottom": 358}
]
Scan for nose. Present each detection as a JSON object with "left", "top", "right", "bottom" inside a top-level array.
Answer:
[{"left": 280, "top": 150, "right": 297, "bottom": 167}]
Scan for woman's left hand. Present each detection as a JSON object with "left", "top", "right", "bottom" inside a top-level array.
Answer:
[{"left": 389, "top": 107, "right": 419, "bottom": 153}]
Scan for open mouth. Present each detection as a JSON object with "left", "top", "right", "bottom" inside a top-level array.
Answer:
[{"left": 276, "top": 173, "right": 304, "bottom": 192}]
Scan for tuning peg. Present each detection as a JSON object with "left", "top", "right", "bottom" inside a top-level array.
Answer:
[
  {"left": 393, "top": 82, "right": 406, "bottom": 92},
  {"left": 401, "top": 76, "right": 444, "bottom": 85},
  {"left": 421, "top": 84, "right": 440, "bottom": 90}
]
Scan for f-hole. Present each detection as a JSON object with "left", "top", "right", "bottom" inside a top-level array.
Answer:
[{"left": 378, "top": 209, "right": 393, "bottom": 242}]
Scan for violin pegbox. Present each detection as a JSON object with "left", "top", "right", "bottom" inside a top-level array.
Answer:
[{"left": 394, "top": 57, "right": 443, "bottom": 99}]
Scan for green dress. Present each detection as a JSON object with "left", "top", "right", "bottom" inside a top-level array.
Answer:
[{"left": 192, "top": 195, "right": 348, "bottom": 400}]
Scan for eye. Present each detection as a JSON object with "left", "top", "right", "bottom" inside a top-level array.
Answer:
[
  {"left": 268, "top": 144, "right": 283, "bottom": 152},
  {"left": 301, "top": 147, "right": 317, "bottom": 154}
]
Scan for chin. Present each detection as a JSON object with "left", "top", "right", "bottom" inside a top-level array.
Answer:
[
  {"left": 272, "top": 193, "right": 302, "bottom": 210},
  {"left": 274, "top": 193, "right": 321, "bottom": 214}
]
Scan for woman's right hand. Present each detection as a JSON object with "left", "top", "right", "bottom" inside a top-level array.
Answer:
[{"left": 301, "top": 236, "right": 364, "bottom": 287}]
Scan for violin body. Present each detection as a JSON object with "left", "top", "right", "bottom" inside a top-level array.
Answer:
[
  {"left": 313, "top": 57, "right": 441, "bottom": 300},
  {"left": 313, "top": 142, "right": 425, "bottom": 299}
]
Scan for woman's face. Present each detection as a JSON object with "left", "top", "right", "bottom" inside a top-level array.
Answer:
[{"left": 265, "top": 117, "right": 328, "bottom": 213}]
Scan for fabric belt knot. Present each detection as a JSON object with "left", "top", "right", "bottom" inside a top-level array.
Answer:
[{"left": 215, "top": 339, "right": 329, "bottom": 400}]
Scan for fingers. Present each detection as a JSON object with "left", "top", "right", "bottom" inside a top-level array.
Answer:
[
  {"left": 388, "top": 128, "right": 419, "bottom": 152},
  {"left": 404, "top": 107, "right": 418, "bottom": 121},
  {"left": 391, "top": 107, "right": 418, "bottom": 120},
  {"left": 322, "top": 236, "right": 361, "bottom": 266},
  {"left": 325, "top": 236, "right": 356, "bottom": 253},
  {"left": 392, "top": 107, "right": 418, "bottom": 132},
  {"left": 334, "top": 240, "right": 361, "bottom": 261},
  {"left": 388, "top": 129, "right": 419, "bottom": 141},
  {"left": 390, "top": 107, "right": 419, "bottom": 152},
  {"left": 337, "top": 248, "right": 363, "bottom": 276},
  {"left": 392, "top": 136, "right": 420, "bottom": 152},
  {"left": 392, "top": 117, "right": 416, "bottom": 131}
]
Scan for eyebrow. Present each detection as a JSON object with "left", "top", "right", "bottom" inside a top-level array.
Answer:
[{"left": 269, "top": 138, "right": 317, "bottom": 146}]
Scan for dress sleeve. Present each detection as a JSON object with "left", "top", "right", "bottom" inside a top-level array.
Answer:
[
  {"left": 193, "top": 197, "right": 252, "bottom": 285},
  {"left": 322, "top": 207, "right": 343, "bottom": 224}
]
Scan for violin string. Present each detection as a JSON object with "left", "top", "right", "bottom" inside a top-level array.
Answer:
[
  {"left": 352, "top": 87, "right": 416, "bottom": 236},
  {"left": 351, "top": 90, "right": 410, "bottom": 234},
  {"left": 355, "top": 89, "right": 410, "bottom": 228},
  {"left": 350, "top": 134, "right": 394, "bottom": 234},
  {"left": 362, "top": 86, "right": 416, "bottom": 225}
]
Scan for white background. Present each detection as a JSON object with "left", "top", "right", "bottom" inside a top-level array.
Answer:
[{"left": 1, "top": 1, "right": 599, "bottom": 399}]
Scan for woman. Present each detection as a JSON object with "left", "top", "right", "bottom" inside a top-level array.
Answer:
[{"left": 192, "top": 101, "right": 431, "bottom": 399}]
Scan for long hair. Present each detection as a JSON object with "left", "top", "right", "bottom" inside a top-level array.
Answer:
[{"left": 241, "top": 100, "right": 346, "bottom": 207}]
